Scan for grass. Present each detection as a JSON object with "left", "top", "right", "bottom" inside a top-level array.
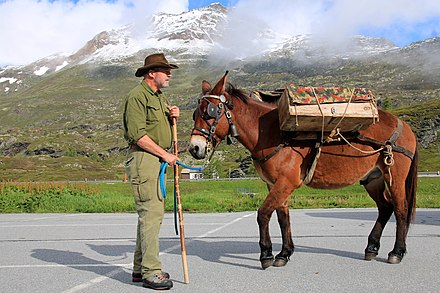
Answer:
[{"left": 1, "top": 177, "right": 439, "bottom": 213}]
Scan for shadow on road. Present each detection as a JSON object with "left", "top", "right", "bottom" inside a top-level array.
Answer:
[
  {"left": 30, "top": 248, "right": 133, "bottom": 285},
  {"left": 30, "top": 235, "right": 372, "bottom": 286},
  {"left": 304, "top": 209, "right": 440, "bottom": 226}
]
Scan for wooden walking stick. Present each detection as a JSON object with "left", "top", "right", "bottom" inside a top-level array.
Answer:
[{"left": 172, "top": 117, "right": 190, "bottom": 284}]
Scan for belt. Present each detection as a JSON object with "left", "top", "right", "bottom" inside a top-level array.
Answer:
[{"left": 129, "top": 144, "right": 143, "bottom": 151}]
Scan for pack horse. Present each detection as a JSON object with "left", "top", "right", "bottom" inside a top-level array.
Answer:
[{"left": 189, "top": 72, "right": 418, "bottom": 269}]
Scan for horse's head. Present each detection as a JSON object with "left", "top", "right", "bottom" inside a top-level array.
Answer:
[{"left": 189, "top": 71, "right": 239, "bottom": 159}]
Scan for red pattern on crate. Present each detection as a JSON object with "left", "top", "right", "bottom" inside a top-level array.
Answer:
[{"left": 287, "top": 85, "right": 375, "bottom": 105}]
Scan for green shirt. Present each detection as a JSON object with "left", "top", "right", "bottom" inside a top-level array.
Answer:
[{"left": 123, "top": 80, "right": 172, "bottom": 149}]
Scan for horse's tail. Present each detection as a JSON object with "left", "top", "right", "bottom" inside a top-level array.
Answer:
[{"left": 405, "top": 146, "right": 418, "bottom": 226}]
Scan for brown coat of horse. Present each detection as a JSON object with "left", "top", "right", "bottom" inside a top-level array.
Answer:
[{"left": 189, "top": 72, "right": 418, "bottom": 269}]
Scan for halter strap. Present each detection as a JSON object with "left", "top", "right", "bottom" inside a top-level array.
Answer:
[
  {"left": 202, "top": 94, "right": 227, "bottom": 103},
  {"left": 191, "top": 93, "right": 238, "bottom": 149}
]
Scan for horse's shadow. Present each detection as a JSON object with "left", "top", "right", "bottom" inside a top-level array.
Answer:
[
  {"left": 181, "top": 237, "right": 373, "bottom": 267},
  {"left": 306, "top": 209, "right": 440, "bottom": 226},
  {"left": 31, "top": 236, "right": 371, "bottom": 284}
]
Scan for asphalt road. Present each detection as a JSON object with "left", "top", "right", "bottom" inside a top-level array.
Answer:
[{"left": 0, "top": 209, "right": 439, "bottom": 293}]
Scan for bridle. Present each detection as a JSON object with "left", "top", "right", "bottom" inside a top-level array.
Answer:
[{"left": 191, "top": 93, "right": 239, "bottom": 151}]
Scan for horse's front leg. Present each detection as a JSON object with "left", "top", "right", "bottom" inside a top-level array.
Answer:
[
  {"left": 257, "top": 206, "right": 274, "bottom": 269},
  {"left": 273, "top": 203, "right": 295, "bottom": 267},
  {"left": 257, "top": 177, "right": 296, "bottom": 269}
]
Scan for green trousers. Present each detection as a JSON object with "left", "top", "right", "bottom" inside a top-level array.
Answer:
[{"left": 125, "top": 150, "right": 165, "bottom": 278}]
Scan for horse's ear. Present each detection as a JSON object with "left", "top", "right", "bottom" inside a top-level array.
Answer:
[
  {"left": 202, "top": 80, "right": 211, "bottom": 95},
  {"left": 211, "top": 71, "right": 229, "bottom": 95}
]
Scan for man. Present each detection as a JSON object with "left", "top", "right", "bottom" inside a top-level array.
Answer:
[{"left": 123, "top": 53, "right": 180, "bottom": 290}]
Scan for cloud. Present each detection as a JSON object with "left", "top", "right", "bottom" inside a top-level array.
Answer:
[
  {"left": 1, "top": 0, "right": 439, "bottom": 66},
  {"left": 212, "top": 0, "right": 326, "bottom": 59},
  {"left": 211, "top": 0, "right": 440, "bottom": 60},
  {"left": 230, "top": 0, "right": 440, "bottom": 40},
  {"left": 0, "top": 0, "right": 189, "bottom": 66},
  {"left": 311, "top": 0, "right": 440, "bottom": 45}
]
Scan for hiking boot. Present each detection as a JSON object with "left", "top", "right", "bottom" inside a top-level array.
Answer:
[
  {"left": 132, "top": 272, "right": 170, "bottom": 282},
  {"left": 143, "top": 273, "right": 173, "bottom": 290}
]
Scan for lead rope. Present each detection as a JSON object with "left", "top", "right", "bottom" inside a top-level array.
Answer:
[{"left": 160, "top": 161, "right": 203, "bottom": 235}]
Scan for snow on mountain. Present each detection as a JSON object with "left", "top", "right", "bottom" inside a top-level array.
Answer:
[
  {"left": 79, "top": 3, "right": 228, "bottom": 64},
  {"left": 266, "top": 34, "right": 398, "bottom": 62},
  {"left": 0, "top": 3, "right": 437, "bottom": 95}
]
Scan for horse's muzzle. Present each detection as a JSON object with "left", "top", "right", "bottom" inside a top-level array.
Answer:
[{"left": 189, "top": 136, "right": 207, "bottom": 159}]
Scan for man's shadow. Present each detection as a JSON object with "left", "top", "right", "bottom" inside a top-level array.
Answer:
[
  {"left": 31, "top": 246, "right": 135, "bottom": 285},
  {"left": 31, "top": 236, "right": 369, "bottom": 285}
]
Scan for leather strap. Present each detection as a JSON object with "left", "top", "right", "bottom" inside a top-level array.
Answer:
[
  {"left": 357, "top": 119, "right": 414, "bottom": 160},
  {"left": 252, "top": 143, "right": 286, "bottom": 163}
]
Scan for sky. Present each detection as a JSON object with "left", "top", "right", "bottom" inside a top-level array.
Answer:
[{"left": 0, "top": 0, "right": 439, "bottom": 66}]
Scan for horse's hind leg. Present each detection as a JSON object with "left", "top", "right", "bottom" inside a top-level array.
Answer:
[
  {"left": 365, "top": 202, "right": 393, "bottom": 261},
  {"left": 364, "top": 166, "right": 413, "bottom": 264},
  {"left": 387, "top": 149, "right": 417, "bottom": 264},
  {"left": 362, "top": 168, "right": 393, "bottom": 261},
  {"left": 387, "top": 178, "right": 411, "bottom": 264},
  {"left": 273, "top": 203, "right": 295, "bottom": 267}
]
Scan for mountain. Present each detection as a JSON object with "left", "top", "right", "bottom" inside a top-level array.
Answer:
[
  {"left": 0, "top": 3, "right": 439, "bottom": 181},
  {"left": 1, "top": 3, "right": 411, "bottom": 94}
]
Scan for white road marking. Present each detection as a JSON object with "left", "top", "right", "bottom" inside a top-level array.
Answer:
[{"left": 0, "top": 212, "right": 254, "bottom": 292}]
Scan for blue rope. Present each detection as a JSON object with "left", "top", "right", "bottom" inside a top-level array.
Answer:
[
  {"left": 159, "top": 161, "right": 203, "bottom": 235},
  {"left": 159, "top": 161, "right": 202, "bottom": 199}
]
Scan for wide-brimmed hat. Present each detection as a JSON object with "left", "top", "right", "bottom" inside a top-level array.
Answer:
[{"left": 135, "top": 53, "right": 179, "bottom": 77}]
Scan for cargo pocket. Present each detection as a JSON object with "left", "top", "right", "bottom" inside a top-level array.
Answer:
[
  {"left": 127, "top": 151, "right": 162, "bottom": 202},
  {"left": 126, "top": 152, "right": 150, "bottom": 202},
  {"left": 135, "top": 179, "right": 154, "bottom": 202}
]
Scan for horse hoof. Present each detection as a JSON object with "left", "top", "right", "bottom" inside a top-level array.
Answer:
[
  {"left": 261, "top": 258, "right": 274, "bottom": 270},
  {"left": 387, "top": 253, "right": 402, "bottom": 264},
  {"left": 364, "top": 252, "right": 378, "bottom": 261},
  {"left": 273, "top": 257, "right": 288, "bottom": 267}
]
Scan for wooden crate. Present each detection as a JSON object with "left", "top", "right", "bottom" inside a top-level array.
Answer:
[{"left": 278, "top": 88, "right": 379, "bottom": 132}]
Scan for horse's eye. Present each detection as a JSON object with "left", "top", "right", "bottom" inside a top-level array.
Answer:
[{"left": 192, "top": 110, "right": 196, "bottom": 121}]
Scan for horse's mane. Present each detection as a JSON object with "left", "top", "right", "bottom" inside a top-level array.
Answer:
[{"left": 225, "top": 83, "right": 250, "bottom": 104}]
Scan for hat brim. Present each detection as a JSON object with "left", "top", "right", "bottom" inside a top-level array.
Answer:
[{"left": 135, "top": 62, "right": 179, "bottom": 77}]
